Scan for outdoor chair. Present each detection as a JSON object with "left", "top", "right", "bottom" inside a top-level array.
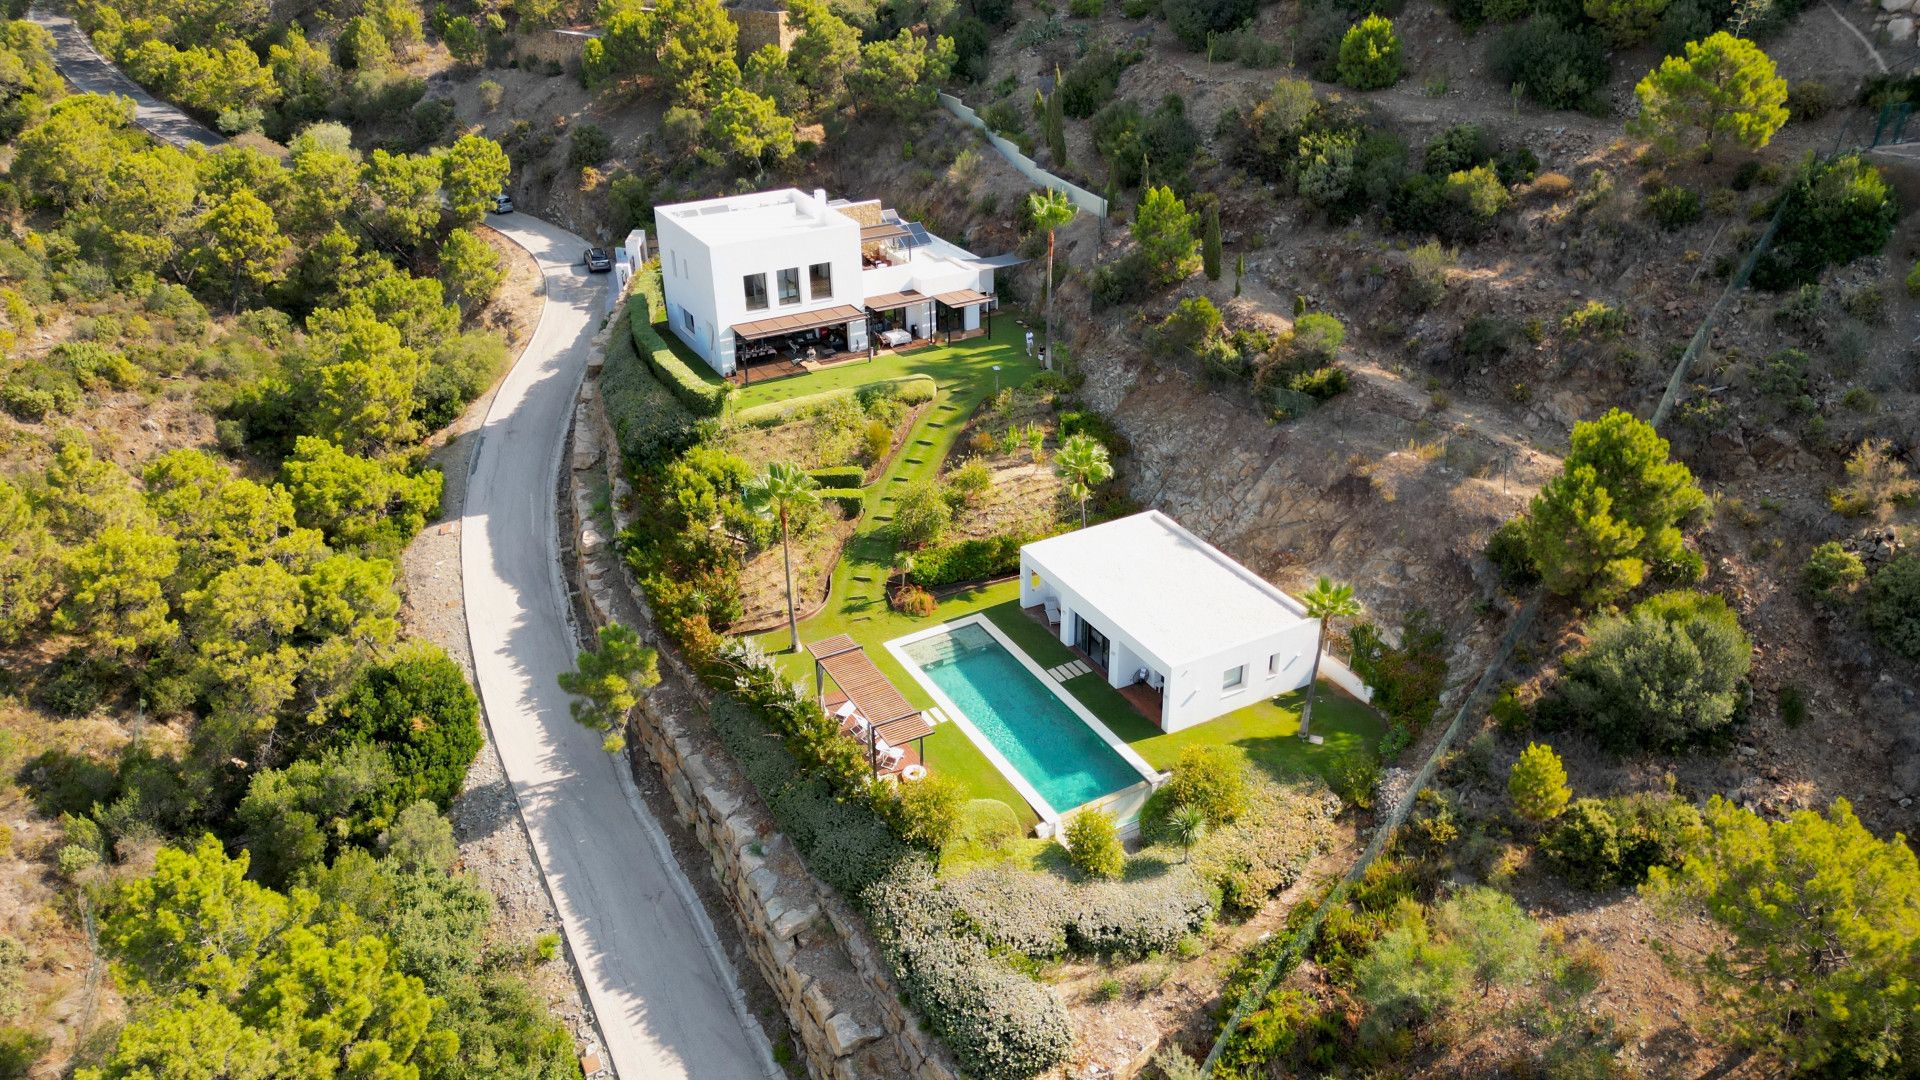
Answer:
[
  {"left": 878, "top": 744, "right": 906, "bottom": 772},
  {"left": 1043, "top": 598, "right": 1061, "bottom": 625}
]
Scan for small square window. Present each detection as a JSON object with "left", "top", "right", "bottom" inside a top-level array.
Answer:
[
  {"left": 777, "top": 267, "right": 801, "bottom": 305},
  {"left": 809, "top": 262, "right": 833, "bottom": 299},
  {"left": 743, "top": 273, "right": 769, "bottom": 311},
  {"left": 681, "top": 308, "right": 693, "bottom": 333},
  {"left": 1268, "top": 653, "right": 1279, "bottom": 675},
  {"left": 1222, "top": 665, "right": 1246, "bottom": 692}
]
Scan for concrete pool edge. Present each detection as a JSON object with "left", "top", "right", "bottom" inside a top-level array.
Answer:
[{"left": 885, "top": 614, "right": 1163, "bottom": 834}]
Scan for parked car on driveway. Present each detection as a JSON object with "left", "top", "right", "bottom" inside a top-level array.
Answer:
[
  {"left": 489, "top": 193, "right": 513, "bottom": 213},
  {"left": 583, "top": 248, "right": 613, "bottom": 273}
]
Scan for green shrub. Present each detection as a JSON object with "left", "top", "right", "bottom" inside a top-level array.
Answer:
[
  {"left": 808, "top": 465, "right": 864, "bottom": 489},
  {"left": 1560, "top": 299, "right": 1625, "bottom": 339},
  {"left": 946, "top": 865, "right": 1212, "bottom": 960},
  {"left": 1161, "top": 745, "right": 1247, "bottom": 825},
  {"left": 864, "top": 862, "right": 1074, "bottom": 1078},
  {"left": 1486, "top": 516, "right": 1540, "bottom": 588},
  {"left": 1490, "top": 16, "right": 1610, "bottom": 111},
  {"left": 1541, "top": 798, "right": 1621, "bottom": 888},
  {"left": 1065, "top": 809, "right": 1124, "bottom": 880},
  {"left": 1290, "top": 312, "right": 1346, "bottom": 362},
  {"left": 734, "top": 375, "right": 935, "bottom": 425},
  {"left": 1869, "top": 554, "right": 1920, "bottom": 661},
  {"left": 1287, "top": 366, "right": 1349, "bottom": 400},
  {"left": 1508, "top": 742, "right": 1570, "bottom": 823},
  {"left": 1906, "top": 260, "right": 1920, "bottom": 298},
  {"left": 325, "top": 644, "right": 481, "bottom": 810},
  {"left": 600, "top": 320, "right": 696, "bottom": 466},
  {"left": 1584, "top": 0, "right": 1668, "bottom": 46},
  {"left": 1059, "top": 47, "right": 1126, "bottom": 118},
  {"left": 1336, "top": 15, "right": 1403, "bottom": 90},
  {"left": 1543, "top": 793, "right": 1703, "bottom": 888},
  {"left": 909, "top": 529, "right": 1039, "bottom": 586},
  {"left": 1162, "top": 0, "right": 1258, "bottom": 50},
  {"left": 821, "top": 491, "right": 864, "bottom": 517},
  {"left": 1803, "top": 541, "right": 1865, "bottom": 601},
  {"left": 1057, "top": 409, "right": 1132, "bottom": 456},
  {"left": 1753, "top": 154, "right": 1899, "bottom": 292},
  {"left": 891, "top": 481, "right": 953, "bottom": 548},
  {"left": 1557, "top": 591, "right": 1752, "bottom": 751},
  {"left": 1648, "top": 185, "right": 1703, "bottom": 229},
  {"left": 626, "top": 290, "right": 727, "bottom": 416}
]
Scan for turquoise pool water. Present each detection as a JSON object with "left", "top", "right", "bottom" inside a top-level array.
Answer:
[{"left": 902, "top": 622, "right": 1142, "bottom": 813}]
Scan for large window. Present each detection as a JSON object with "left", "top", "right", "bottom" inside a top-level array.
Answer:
[
  {"left": 743, "top": 273, "right": 768, "bottom": 311},
  {"left": 778, "top": 267, "right": 801, "bottom": 305},
  {"left": 1222, "top": 665, "right": 1246, "bottom": 693},
  {"left": 809, "top": 261, "right": 833, "bottom": 299}
]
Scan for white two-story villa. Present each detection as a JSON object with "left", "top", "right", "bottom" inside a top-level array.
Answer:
[{"left": 654, "top": 188, "right": 1009, "bottom": 379}]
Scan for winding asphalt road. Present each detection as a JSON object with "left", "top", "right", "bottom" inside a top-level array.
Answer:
[{"left": 29, "top": 13, "right": 778, "bottom": 1077}]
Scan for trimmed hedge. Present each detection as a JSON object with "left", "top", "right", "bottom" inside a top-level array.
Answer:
[
  {"left": 864, "top": 862, "right": 1074, "bottom": 1078},
  {"left": 735, "top": 375, "right": 936, "bottom": 427},
  {"left": 809, "top": 465, "right": 865, "bottom": 489},
  {"left": 822, "top": 492, "right": 864, "bottom": 518},
  {"left": 909, "top": 529, "right": 1048, "bottom": 588},
  {"left": 600, "top": 321, "right": 696, "bottom": 466},
  {"left": 627, "top": 289, "right": 728, "bottom": 417},
  {"left": 946, "top": 867, "right": 1213, "bottom": 961}
]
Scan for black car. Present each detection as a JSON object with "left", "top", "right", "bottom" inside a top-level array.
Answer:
[{"left": 583, "top": 248, "right": 613, "bottom": 273}]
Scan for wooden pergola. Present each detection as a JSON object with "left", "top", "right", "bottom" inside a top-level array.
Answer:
[{"left": 805, "top": 634, "right": 932, "bottom": 775}]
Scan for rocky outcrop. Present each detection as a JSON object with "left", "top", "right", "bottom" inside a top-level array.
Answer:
[{"left": 564, "top": 369, "right": 959, "bottom": 1080}]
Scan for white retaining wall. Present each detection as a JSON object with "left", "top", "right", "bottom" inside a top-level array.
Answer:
[{"left": 940, "top": 92, "right": 1108, "bottom": 219}]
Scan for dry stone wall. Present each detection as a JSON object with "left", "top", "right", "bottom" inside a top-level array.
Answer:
[{"left": 564, "top": 360, "right": 959, "bottom": 1080}]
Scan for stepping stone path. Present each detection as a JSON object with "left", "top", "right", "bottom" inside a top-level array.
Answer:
[{"left": 1046, "top": 660, "right": 1091, "bottom": 681}]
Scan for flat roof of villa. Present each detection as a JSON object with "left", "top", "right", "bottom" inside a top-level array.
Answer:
[
  {"left": 657, "top": 189, "right": 851, "bottom": 245},
  {"left": 1022, "top": 510, "right": 1308, "bottom": 667}
]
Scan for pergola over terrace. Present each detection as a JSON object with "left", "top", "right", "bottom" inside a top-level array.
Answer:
[{"left": 805, "top": 634, "right": 933, "bottom": 776}]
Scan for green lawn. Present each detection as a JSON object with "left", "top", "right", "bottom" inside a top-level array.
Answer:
[
  {"left": 732, "top": 324, "right": 1032, "bottom": 413},
  {"left": 752, "top": 320, "right": 1043, "bottom": 821},
  {"left": 745, "top": 319, "right": 1383, "bottom": 826}
]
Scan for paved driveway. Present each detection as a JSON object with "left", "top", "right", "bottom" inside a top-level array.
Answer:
[{"left": 469, "top": 218, "right": 778, "bottom": 1080}]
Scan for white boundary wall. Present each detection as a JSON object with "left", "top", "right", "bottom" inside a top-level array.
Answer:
[{"left": 940, "top": 92, "right": 1109, "bottom": 219}]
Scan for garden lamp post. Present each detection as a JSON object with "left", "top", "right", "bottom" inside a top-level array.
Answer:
[{"left": 992, "top": 364, "right": 1001, "bottom": 395}]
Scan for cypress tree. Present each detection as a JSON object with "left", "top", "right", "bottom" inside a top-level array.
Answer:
[{"left": 1202, "top": 200, "right": 1222, "bottom": 281}]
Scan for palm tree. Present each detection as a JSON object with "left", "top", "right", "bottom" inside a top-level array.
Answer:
[
  {"left": 1054, "top": 433, "right": 1113, "bottom": 529},
  {"left": 742, "top": 462, "right": 820, "bottom": 653},
  {"left": 1299, "top": 576, "right": 1362, "bottom": 741},
  {"left": 1168, "top": 804, "right": 1208, "bottom": 863},
  {"left": 1027, "top": 188, "right": 1076, "bottom": 371}
]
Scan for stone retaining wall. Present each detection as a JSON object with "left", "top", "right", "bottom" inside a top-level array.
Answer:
[{"left": 563, "top": 355, "right": 959, "bottom": 1080}]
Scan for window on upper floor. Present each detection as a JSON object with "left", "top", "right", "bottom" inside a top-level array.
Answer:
[
  {"left": 743, "top": 273, "right": 768, "bottom": 311},
  {"left": 809, "top": 262, "right": 832, "bottom": 300},
  {"left": 778, "top": 267, "right": 801, "bottom": 305},
  {"left": 1223, "top": 665, "right": 1246, "bottom": 693}
]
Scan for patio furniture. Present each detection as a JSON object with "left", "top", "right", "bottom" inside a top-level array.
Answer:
[
  {"left": 1043, "top": 597, "right": 1061, "bottom": 625},
  {"left": 901, "top": 764, "right": 928, "bottom": 781},
  {"left": 806, "top": 634, "right": 934, "bottom": 778},
  {"left": 879, "top": 328, "right": 911, "bottom": 348}
]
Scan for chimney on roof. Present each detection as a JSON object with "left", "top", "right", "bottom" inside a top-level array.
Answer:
[{"left": 812, "top": 188, "right": 829, "bottom": 217}]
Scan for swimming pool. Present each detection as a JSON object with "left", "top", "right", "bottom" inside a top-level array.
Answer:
[{"left": 895, "top": 619, "right": 1150, "bottom": 817}]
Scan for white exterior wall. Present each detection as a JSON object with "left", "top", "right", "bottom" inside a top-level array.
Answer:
[
  {"left": 861, "top": 248, "right": 993, "bottom": 339},
  {"left": 1155, "top": 623, "right": 1320, "bottom": 732},
  {"left": 656, "top": 191, "right": 866, "bottom": 376},
  {"left": 1019, "top": 553, "right": 1324, "bottom": 733}
]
